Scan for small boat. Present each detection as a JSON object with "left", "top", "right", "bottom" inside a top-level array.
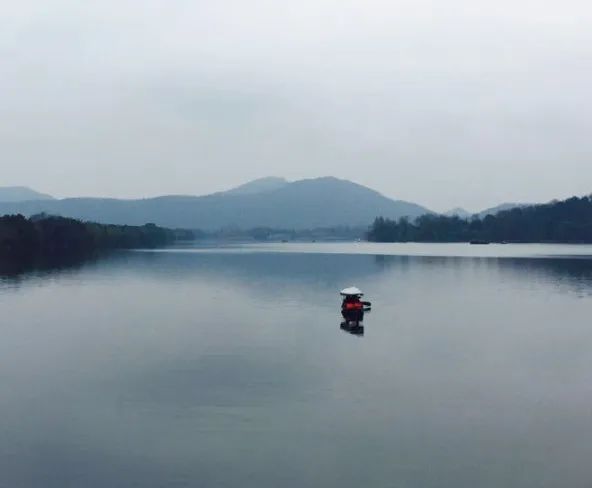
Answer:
[
  {"left": 470, "top": 239, "right": 490, "bottom": 245},
  {"left": 340, "top": 287, "right": 371, "bottom": 308}
]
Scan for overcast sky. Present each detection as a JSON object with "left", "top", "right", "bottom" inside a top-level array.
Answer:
[{"left": 1, "top": 0, "right": 591, "bottom": 211}]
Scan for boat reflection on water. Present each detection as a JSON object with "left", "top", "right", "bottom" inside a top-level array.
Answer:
[{"left": 340, "top": 310, "right": 365, "bottom": 336}]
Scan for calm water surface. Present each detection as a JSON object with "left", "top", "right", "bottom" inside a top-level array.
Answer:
[{"left": 1, "top": 243, "right": 592, "bottom": 487}]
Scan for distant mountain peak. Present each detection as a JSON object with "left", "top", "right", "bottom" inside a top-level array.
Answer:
[
  {"left": 286, "top": 176, "right": 385, "bottom": 196},
  {"left": 444, "top": 207, "right": 472, "bottom": 218},
  {"left": 478, "top": 202, "right": 530, "bottom": 218},
  {"left": 0, "top": 186, "right": 54, "bottom": 202},
  {"left": 224, "top": 177, "right": 289, "bottom": 196}
]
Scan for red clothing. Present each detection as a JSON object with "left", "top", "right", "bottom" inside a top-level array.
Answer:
[{"left": 343, "top": 300, "right": 363, "bottom": 310}]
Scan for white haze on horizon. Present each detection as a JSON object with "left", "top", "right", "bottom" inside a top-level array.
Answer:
[{"left": 1, "top": 0, "right": 591, "bottom": 212}]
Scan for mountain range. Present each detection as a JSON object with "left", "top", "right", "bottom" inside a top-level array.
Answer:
[
  {"left": 0, "top": 179, "right": 534, "bottom": 230},
  {"left": 0, "top": 178, "right": 432, "bottom": 230}
]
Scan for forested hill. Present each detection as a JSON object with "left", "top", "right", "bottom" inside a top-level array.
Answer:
[
  {"left": 367, "top": 195, "right": 592, "bottom": 243},
  {"left": 0, "top": 214, "right": 187, "bottom": 262}
]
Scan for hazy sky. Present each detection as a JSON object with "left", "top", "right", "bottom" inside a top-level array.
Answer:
[{"left": 1, "top": 0, "right": 591, "bottom": 211}]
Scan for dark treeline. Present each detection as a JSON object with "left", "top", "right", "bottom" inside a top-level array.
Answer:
[
  {"left": 367, "top": 196, "right": 592, "bottom": 243},
  {"left": 0, "top": 214, "right": 185, "bottom": 262},
  {"left": 208, "top": 225, "right": 366, "bottom": 242}
]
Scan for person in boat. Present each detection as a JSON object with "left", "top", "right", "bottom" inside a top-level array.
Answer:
[
  {"left": 340, "top": 287, "right": 369, "bottom": 326},
  {"left": 341, "top": 294, "right": 364, "bottom": 326},
  {"left": 342, "top": 301, "right": 364, "bottom": 326},
  {"left": 341, "top": 294, "right": 363, "bottom": 311}
]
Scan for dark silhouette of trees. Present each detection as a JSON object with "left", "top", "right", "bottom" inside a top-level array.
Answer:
[
  {"left": 0, "top": 214, "right": 39, "bottom": 259},
  {"left": 367, "top": 195, "right": 592, "bottom": 243},
  {"left": 0, "top": 214, "right": 182, "bottom": 263}
]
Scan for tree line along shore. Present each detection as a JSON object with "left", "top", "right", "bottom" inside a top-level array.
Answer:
[
  {"left": 367, "top": 195, "right": 592, "bottom": 243},
  {"left": 0, "top": 214, "right": 194, "bottom": 262}
]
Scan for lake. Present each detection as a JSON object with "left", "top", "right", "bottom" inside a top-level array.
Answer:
[{"left": 1, "top": 242, "right": 592, "bottom": 487}]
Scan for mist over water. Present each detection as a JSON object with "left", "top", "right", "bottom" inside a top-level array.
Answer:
[{"left": 1, "top": 243, "right": 592, "bottom": 487}]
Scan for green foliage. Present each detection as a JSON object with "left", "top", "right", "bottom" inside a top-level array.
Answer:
[
  {"left": 367, "top": 196, "right": 592, "bottom": 243},
  {"left": 85, "top": 222, "right": 175, "bottom": 250},
  {"left": 0, "top": 215, "right": 179, "bottom": 261},
  {"left": 0, "top": 214, "right": 39, "bottom": 258}
]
